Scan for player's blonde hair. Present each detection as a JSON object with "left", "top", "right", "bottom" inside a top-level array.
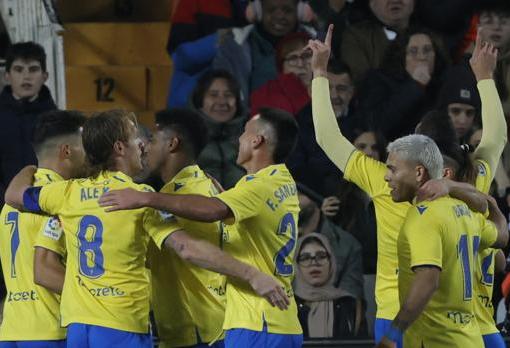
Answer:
[{"left": 387, "top": 134, "right": 444, "bottom": 179}]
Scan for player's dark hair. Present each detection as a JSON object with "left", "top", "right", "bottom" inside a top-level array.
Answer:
[
  {"left": 155, "top": 108, "right": 209, "bottom": 158},
  {"left": 32, "top": 110, "right": 86, "bottom": 156},
  {"left": 258, "top": 107, "right": 298, "bottom": 163},
  {"left": 82, "top": 109, "right": 138, "bottom": 175},
  {"left": 6, "top": 42, "right": 47, "bottom": 72}
]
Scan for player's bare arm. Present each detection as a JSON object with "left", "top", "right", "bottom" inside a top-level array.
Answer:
[
  {"left": 417, "top": 179, "right": 488, "bottom": 213},
  {"left": 4, "top": 165, "right": 37, "bottom": 210},
  {"left": 486, "top": 194, "right": 509, "bottom": 249},
  {"left": 34, "top": 247, "right": 65, "bottom": 295},
  {"left": 99, "top": 189, "right": 233, "bottom": 223},
  {"left": 165, "top": 230, "right": 290, "bottom": 310},
  {"left": 379, "top": 266, "right": 440, "bottom": 347}
]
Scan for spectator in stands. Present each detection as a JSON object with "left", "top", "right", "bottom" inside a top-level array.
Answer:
[
  {"left": 0, "top": 42, "right": 55, "bottom": 205},
  {"left": 293, "top": 232, "right": 366, "bottom": 339},
  {"left": 297, "top": 189, "right": 364, "bottom": 301},
  {"left": 340, "top": 0, "right": 416, "bottom": 86},
  {"left": 287, "top": 59, "right": 355, "bottom": 195},
  {"left": 436, "top": 65, "right": 481, "bottom": 143},
  {"left": 190, "top": 69, "right": 246, "bottom": 189},
  {"left": 250, "top": 32, "right": 312, "bottom": 117},
  {"left": 356, "top": 28, "right": 450, "bottom": 141},
  {"left": 478, "top": 1, "right": 510, "bottom": 116},
  {"left": 167, "top": 0, "right": 248, "bottom": 54},
  {"left": 0, "top": 41, "right": 55, "bottom": 305}
]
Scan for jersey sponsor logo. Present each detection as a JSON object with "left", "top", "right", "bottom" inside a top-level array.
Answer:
[
  {"left": 446, "top": 311, "right": 474, "bottom": 325},
  {"left": 477, "top": 295, "right": 493, "bottom": 308},
  {"left": 245, "top": 175, "right": 255, "bottom": 181},
  {"left": 76, "top": 275, "right": 126, "bottom": 297},
  {"left": 43, "top": 217, "right": 63, "bottom": 241},
  {"left": 7, "top": 290, "right": 38, "bottom": 302},
  {"left": 416, "top": 205, "right": 428, "bottom": 215}
]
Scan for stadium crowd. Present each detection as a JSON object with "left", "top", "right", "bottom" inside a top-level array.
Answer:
[{"left": 0, "top": 0, "right": 510, "bottom": 347}]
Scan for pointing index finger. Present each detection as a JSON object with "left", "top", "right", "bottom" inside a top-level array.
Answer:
[{"left": 325, "top": 24, "right": 334, "bottom": 48}]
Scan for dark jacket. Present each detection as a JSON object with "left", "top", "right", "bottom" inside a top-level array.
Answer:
[
  {"left": 0, "top": 85, "right": 56, "bottom": 203},
  {"left": 356, "top": 69, "right": 439, "bottom": 141},
  {"left": 196, "top": 110, "right": 246, "bottom": 189}
]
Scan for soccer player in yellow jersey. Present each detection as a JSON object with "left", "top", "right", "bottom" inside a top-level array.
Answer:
[
  {"left": 377, "top": 134, "right": 508, "bottom": 348},
  {"left": 0, "top": 110, "right": 86, "bottom": 348},
  {"left": 6, "top": 110, "right": 288, "bottom": 348},
  {"left": 99, "top": 108, "right": 303, "bottom": 348},
  {"left": 306, "top": 25, "right": 507, "bottom": 346},
  {"left": 144, "top": 108, "right": 227, "bottom": 348}
]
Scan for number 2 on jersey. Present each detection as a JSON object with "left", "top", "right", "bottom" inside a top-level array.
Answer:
[
  {"left": 5, "top": 212, "right": 20, "bottom": 278},
  {"left": 78, "top": 215, "right": 105, "bottom": 278},
  {"left": 274, "top": 213, "right": 297, "bottom": 276}
]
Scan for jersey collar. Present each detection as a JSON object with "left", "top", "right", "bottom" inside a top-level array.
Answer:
[{"left": 35, "top": 167, "right": 64, "bottom": 182}]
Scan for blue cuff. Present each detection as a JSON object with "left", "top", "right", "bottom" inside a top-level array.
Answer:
[
  {"left": 385, "top": 325, "right": 402, "bottom": 342},
  {"left": 23, "top": 187, "right": 42, "bottom": 213}
]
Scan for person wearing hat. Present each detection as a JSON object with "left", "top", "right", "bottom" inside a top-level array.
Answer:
[{"left": 436, "top": 64, "right": 482, "bottom": 143}]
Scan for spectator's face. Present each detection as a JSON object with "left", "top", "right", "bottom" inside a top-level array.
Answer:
[
  {"left": 282, "top": 47, "right": 312, "bottom": 88},
  {"left": 469, "top": 128, "right": 483, "bottom": 149},
  {"left": 479, "top": 11, "right": 510, "bottom": 49},
  {"left": 384, "top": 151, "right": 418, "bottom": 202},
  {"left": 327, "top": 72, "right": 354, "bottom": 117},
  {"left": 369, "top": 0, "right": 414, "bottom": 28},
  {"left": 448, "top": 103, "right": 476, "bottom": 139},
  {"left": 354, "top": 132, "right": 380, "bottom": 160},
  {"left": 405, "top": 33, "right": 435, "bottom": 77},
  {"left": 5, "top": 59, "right": 48, "bottom": 99},
  {"left": 201, "top": 78, "right": 237, "bottom": 123},
  {"left": 297, "top": 242, "right": 331, "bottom": 287},
  {"left": 261, "top": 0, "right": 298, "bottom": 37}
]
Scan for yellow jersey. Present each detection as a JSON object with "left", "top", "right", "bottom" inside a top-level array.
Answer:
[
  {"left": 0, "top": 168, "right": 66, "bottom": 341},
  {"left": 147, "top": 165, "right": 226, "bottom": 347},
  {"left": 473, "top": 159, "right": 499, "bottom": 334},
  {"left": 344, "top": 150, "right": 411, "bottom": 319},
  {"left": 22, "top": 171, "right": 172, "bottom": 333},
  {"left": 398, "top": 197, "right": 497, "bottom": 347},
  {"left": 217, "top": 164, "right": 302, "bottom": 334}
]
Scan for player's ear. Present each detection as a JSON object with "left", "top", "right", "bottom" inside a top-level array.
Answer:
[
  {"left": 113, "top": 140, "right": 125, "bottom": 156},
  {"left": 253, "top": 134, "right": 264, "bottom": 149},
  {"left": 168, "top": 136, "right": 180, "bottom": 153},
  {"left": 443, "top": 167, "right": 455, "bottom": 180},
  {"left": 59, "top": 143, "right": 72, "bottom": 159},
  {"left": 415, "top": 164, "right": 427, "bottom": 183}
]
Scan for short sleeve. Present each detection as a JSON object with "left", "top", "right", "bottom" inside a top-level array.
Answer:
[
  {"left": 24, "top": 181, "right": 68, "bottom": 215},
  {"left": 143, "top": 208, "right": 179, "bottom": 249},
  {"left": 344, "top": 150, "right": 390, "bottom": 198},
  {"left": 215, "top": 176, "right": 267, "bottom": 224},
  {"left": 404, "top": 207, "right": 443, "bottom": 270},
  {"left": 34, "top": 216, "right": 66, "bottom": 257},
  {"left": 478, "top": 214, "right": 498, "bottom": 250}
]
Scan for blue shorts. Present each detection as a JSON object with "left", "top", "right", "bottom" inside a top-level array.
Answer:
[
  {"left": 482, "top": 333, "right": 506, "bottom": 348},
  {"left": 66, "top": 323, "right": 151, "bottom": 348},
  {"left": 0, "top": 342, "right": 65, "bottom": 348},
  {"left": 374, "top": 318, "right": 403, "bottom": 348},
  {"left": 225, "top": 328, "right": 302, "bottom": 348}
]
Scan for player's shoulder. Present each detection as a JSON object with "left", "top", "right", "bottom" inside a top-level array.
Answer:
[
  {"left": 133, "top": 183, "right": 155, "bottom": 193},
  {"left": 409, "top": 196, "right": 455, "bottom": 219}
]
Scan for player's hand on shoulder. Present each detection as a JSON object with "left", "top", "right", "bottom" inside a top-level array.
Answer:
[
  {"left": 417, "top": 178, "right": 449, "bottom": 202},
  {"left": 98, "top": 188, "right": 146, "bottom": 211},
  {"left": 247, "top": 269, "right": 290, "bottom": 310}
]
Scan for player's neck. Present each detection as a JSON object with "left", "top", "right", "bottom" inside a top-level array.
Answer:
[
  {"left": 37, "top": 158, "right": 69, "bottom": 179},
  {"left": 242, "top": 153, "right": 274, "bottom": 174},
  {"left": 160, "top": 155, "right": 194, "bottom": 183}
]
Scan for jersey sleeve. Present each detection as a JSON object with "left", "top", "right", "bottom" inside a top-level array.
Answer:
[
  {"left": 477, "top": 213, "right": 498, "bottom": 250},
  {"left": 344, "top": 150, "right": 390, "bottom": 198},
  {"left": 34, "top": 216, "right": 66, "bottom": 256},
  {"left": 474, "top": 159, "right": 492, "bottom": 195},
  {"left": 143, "top": 208, "right": 178, "bottom": 249},
  {"left": 23, "top": 181, "right": 68, "bottom": 215},
  {"left": 404, "top": 206, "right": 443, "bottom": 270},
  {"left": 215, "top": 176, "right": 267, "bottom": 224}
]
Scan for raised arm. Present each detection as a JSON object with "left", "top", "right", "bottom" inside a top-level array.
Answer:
[
  {"left": 34, "top": 247, "right": 65, "bottom": 295},
  {"left": 308, "top": 24, "right": 356, "bottom": 172},
  {"left": 99, "top": 189, "right": 232, "bottom": 222},
  {"left": 470, "top": 30, "right": 507, "bottom": 175},
  {"left": 165, "top": 230, "right": 289, "bottom": 310},
  {"left": 4, "top": 165, "right": 37, "bottom": 210},
  {"left": 486, "top": 195, "right": 509, "bottom": 249}
]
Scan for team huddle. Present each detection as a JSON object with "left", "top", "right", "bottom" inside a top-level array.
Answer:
[{"left": 0, "top": 23, "right": 508, "bottom": 348}]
